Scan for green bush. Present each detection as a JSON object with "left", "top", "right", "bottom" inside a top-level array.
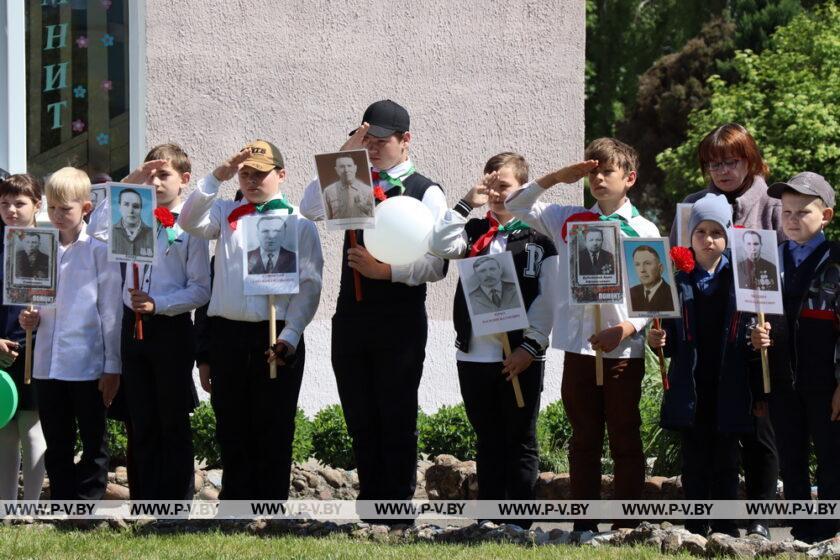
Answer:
[
  {"left": 311, "top": 404, "right": 355, "bottom": 470},
  {"left": 292, "top": 408, "right": 313, "bottom": 464},
  {"left": 191, "top": 401, "right": 221, "bottom": 468},
  {"left": 418, "top": 403, "right": 476, "bottom": 461},
  {"left": 658, "top": 2, "right": 840, "bottom": 236},
  {"left": 536, "top": 400, "right": 572, "bottom": 473}
]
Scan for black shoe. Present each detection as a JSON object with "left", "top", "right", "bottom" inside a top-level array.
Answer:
[{"left": 747, "top": 522, "right": 770, "bottom": 540}]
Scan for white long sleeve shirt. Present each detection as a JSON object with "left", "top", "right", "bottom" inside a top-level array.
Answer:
[
  {"left": 505, "top": 182, "right": 659, "bottom": 359},
  {"left": 177, "top": 174, "right": 323, "bottom": 350},
  {"left": 430, "top": 206, "right": 557, "bottom": 362},
  {"left": 300, "top": 159, "right": 447, "bottom": 286},
  {"left": 33, "top": 229, "right": 123, "bottom": 380},
  {"left": 88, "top": 200, "right": 211, "bottom": 316}
]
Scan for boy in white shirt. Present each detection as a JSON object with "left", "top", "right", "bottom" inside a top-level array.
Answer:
[
  {"left": 19, "top": 167, "right": 122, "bottom": 500},
  {"left": 178, "top": 141, "right": 323, "bottom": 499},
  {"left": 506, "top": 139, "right": 658, "bottom": 531},
  {"left": 88, "top": 144, "right": 210, "bottom": 500}
]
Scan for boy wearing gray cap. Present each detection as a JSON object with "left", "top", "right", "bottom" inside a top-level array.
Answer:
[
  {"left": 648, "top": 193, "right": 765, "bottom": 538},
  {"left": 751, "top": 172, "right": 840, "bottom": 543}
]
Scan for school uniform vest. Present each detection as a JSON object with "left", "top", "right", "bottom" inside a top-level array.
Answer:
[
  {"left": 335, "top": 172, "right": 439, "bottom": 315},
  {"left": 452, "top": 216, "right": 557, "bottom": 359}
]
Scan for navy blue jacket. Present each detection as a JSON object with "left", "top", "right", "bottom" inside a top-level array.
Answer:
[{"left": 659, "top": 252, "right": 762, "bottom": 434}]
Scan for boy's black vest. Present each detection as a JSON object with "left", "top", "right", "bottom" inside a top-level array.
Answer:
[
  {"left": 336, "top": 172, "right": 440, "bottom": 314},
  {"left": 767, "top": 240, "right": 839, "bottom": 387},
  {"left": 453, "top": 213, "right": 557, "bottom": 360}
]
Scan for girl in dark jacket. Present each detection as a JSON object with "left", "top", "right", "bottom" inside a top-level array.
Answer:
[{"left": 650, "top": 193, "right": 764, "bottom": 537}]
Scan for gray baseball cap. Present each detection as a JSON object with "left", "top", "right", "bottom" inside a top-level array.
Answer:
[{"left": 768, "top": 171, "right": 835, "bottom": 208}]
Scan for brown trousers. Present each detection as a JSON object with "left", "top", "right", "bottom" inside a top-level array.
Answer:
[{"left": 561, "top": 352, "right": 645, "bottom": 501}]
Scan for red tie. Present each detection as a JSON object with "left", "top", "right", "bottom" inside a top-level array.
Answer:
[{"left": 468, "top": 212, "right": 501, "bottom": 257}]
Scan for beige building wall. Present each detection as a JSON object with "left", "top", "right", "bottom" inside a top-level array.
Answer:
[{"left": 144, "top": 0, "right": 585, "bottom": 414}]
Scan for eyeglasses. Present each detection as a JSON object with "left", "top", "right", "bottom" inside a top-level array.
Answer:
[{"left": 706, "top": 159, "right": 741, "bottom": 172}]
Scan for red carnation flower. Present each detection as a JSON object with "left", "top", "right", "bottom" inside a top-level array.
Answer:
[
  {"left": 670, "top": 246, "right": 695, "bottom": 273},
  {"left": 373, "top": 186, "right": 387, "bottom": 202},
  {"left": 154, "top": 207, "right": 176, "bottom": 228}
]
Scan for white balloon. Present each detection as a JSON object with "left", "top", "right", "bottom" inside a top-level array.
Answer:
[{"left": 365, "top": 196, "right": 434, "bottom": 266}]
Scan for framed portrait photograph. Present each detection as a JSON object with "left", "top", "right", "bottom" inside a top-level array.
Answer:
[
  {"left": 106, "top": 182, "right": 157, "bottom": 264},
  {"left": 620, "top": 237, "right": 680, "bottom": 318},
  {"left": 315, "top": 149, "right": 376, "bottom": 230},
  {"left": 241, "top": 212, "right": 300, "bottom": 295},
  {"left": 730, "top": 227, "right": 783, "bottom": 315},
  {"left": 90, "top": 185, "right": 107, "bottom": 210},
  {"left": 675, "top": 203, "right": 693, "bottom": 247},
  {"left": 568, "top": 221, "right": 624, "bottom": 305},
  {"left": 457, "top": 252, "right": 529, "bottom": 337},
  {"left": 3, "top": 227, "right": 59, "bottom": 306}
]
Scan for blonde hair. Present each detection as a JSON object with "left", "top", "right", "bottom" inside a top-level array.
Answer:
[{"left": 45, "top": 167, "right": 91, "bottom": 205}]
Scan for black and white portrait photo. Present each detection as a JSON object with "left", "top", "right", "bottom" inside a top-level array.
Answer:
[
  {"left": 241, "top": 213, "right": 300, "bottom": 296},
  {"left": 107, "top": 183, "right": 156, "bottom": 264},
  {"left": 3, "top": 227, "right": 59, "bottom": 306},
  {"left": 731, "top": 227, "right": 783, "bottom": 315},
  {"left": 90, "top": 185, "right": 107, "bottom": 210},
  {"left": 621, "top": 238, "right": 680, "bottom": 318},
  {"left": 568, "top": 222, "right": 624, "bottom": 305},
  {"left": 457, "top": 252, "right": 529, "bottom": 336},
  {"left": 315, "top": 149, "right": 375, "bottom": 230}
]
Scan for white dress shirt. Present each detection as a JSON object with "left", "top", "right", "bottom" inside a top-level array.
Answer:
[
  {"left": 33, "top": 228, "right": 123, "bottom": 380},
  {"left": 430, "top": 208, "right": 556, "bottom": 363},
  {"left": 506, "top": 182, "right": 659, "bottom": 359},
  {"left": 300, "top": 159, "right": 447, "bottom": 286},
  {"left": 88, "top": 200, "right": 211, "bottom": 316},
  {"left": 178, "top": 174, "right": 323, "bottom": 350}
]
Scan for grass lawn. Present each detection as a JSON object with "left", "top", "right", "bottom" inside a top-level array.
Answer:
[{"left": 0, "top": 526, "right": 700, "bottom": 559}]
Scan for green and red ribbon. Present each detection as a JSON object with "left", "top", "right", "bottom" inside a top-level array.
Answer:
[{"left": 227, "top": 196, "right": 293, "bottom": 230}]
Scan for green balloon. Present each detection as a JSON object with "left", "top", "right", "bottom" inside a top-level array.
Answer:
[{"left": 0, "top": 370, "right": 18, "bottom": 429}]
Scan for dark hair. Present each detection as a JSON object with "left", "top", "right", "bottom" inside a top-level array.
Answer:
[
  {"left": 632, "top": 245, "right": 660, "bottom": 262},
  {"left": 743, "top": 229, "right": 762, "bottom": 243},
  {"left": 257, "top": 215, "right": 286, "bottom": 229},
  {"left": 698, "top": 123, "right": 769, "bottom": 180},
  {"left": 118, "top": 188, "right": 142, "bottom": 206},
  {"left": 0, "top": 173, "right": 44, "bottom": 206},
  {"left": 483, "top": 152, "right": 529, "bottom": 185},
  {"left": 472, "top": 256, "right": 501, "bottom": 271}
]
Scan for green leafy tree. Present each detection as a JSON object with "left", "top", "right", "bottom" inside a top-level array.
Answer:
[{"left": 657, "top": 2, "right": 840, "bottom": 235}]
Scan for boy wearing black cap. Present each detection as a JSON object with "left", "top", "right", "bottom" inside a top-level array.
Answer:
[
  {"left": 752, "top": 172, "right": 840, "bottom": 543},
  {"left": 179, "top": 141, "right": 324, "bottom": 499},
  {"left": 301, "top": 100, "right": 447, "bottom": 510}
]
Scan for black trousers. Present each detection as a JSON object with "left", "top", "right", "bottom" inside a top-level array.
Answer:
[
  {"left": 332, "top": 311, "right": 426, "bottom": 502},
  {"left": 458, "top": 359, "right": 542, "bottom": 529},
  {"left": 35, "top": 379, "right": 109, "bottom": 500},
  {"left": 121, "top": 308, "right": 198, "bottom": 500},
  {"left": 738, "top": 412, "right": 778, "bottom": 529},
  {"left": 770, "top": 379, "right": 840, "bottom": 543},
  {"left": 458, "top": 359, "right": 542, "bottom": 499},
  {"left": 209, "top": 317, "right": 304, "bottom": 499}
]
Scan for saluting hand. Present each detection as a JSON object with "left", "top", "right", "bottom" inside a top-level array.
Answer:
[
  {"left": 212, "top": 149, "right": 252, "bottom": 182},
  {"left": 340, "top": 123, "right": 371, "bottom": 152},
  {"left": 122, "top": 159, "right": 168, "bottom": 185},
  {"left": 463, "top": 172, "right": 495, "bottom": 209}
]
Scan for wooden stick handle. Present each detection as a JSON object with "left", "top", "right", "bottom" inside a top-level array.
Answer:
[
  {"left": 594, "top": 308, "right": 604, "bottom": 386},
  {"left": 269, "top": 294, "right": 277, "bottom": 379},
  {"left": 24, "top": 305, "right": 33, "bottom": 385},
  {"left": 757, "top": 312, "right": 771, "bottom": 394},
  {"left": 500, "top": 333, "right": 525, "bottom": 408},
  {"left": 348, "top": 231, "right": 363, "bottom": 302},
  {"left": 653, "top": 317, "right": 669, "bottom": 391},
  {"left": 132, "top": 264, "right": 144, "bottom": 340}
]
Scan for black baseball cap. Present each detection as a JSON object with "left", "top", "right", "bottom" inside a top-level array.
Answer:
[
  {"left": 768, "top": 171, "right": 835, "bottom": 208},
  {"left": 349, "top": 99, "right": 410, "bottom": 138}
]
